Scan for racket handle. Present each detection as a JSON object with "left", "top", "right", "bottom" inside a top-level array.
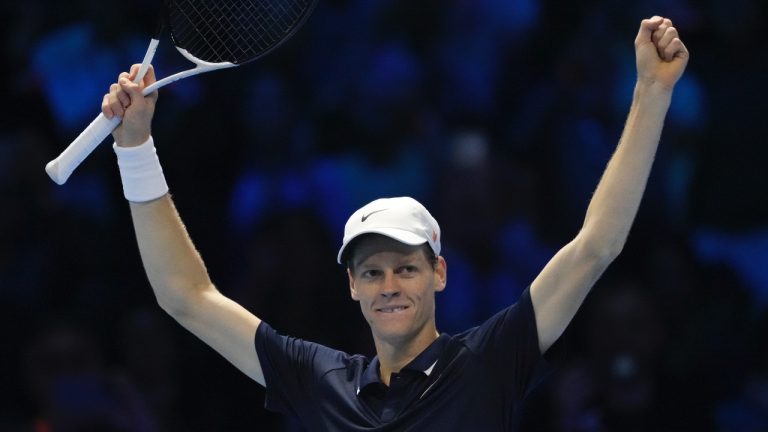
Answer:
[
  {"left": 45, "top": 113, "right": 121, "bottom": 185},
  {"left": 46, "top": 38, "right": 160, "bottom": 185}
]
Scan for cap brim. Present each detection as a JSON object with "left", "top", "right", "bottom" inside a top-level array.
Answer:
[{"left": 337, "top": 228, "right": 428, "bottom": 264}]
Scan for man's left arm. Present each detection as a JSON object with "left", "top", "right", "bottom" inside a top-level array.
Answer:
[{"left": 530, "top": 16, "right": 689, "bottom": 353}]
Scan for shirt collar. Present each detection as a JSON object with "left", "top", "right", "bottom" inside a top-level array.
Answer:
[{"left": 357, "top": 334, "right": 450, "bottom": 395}]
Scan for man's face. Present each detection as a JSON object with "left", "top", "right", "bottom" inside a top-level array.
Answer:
[{"left": 347, "top": 236, "right": 447, "bottom": 346}]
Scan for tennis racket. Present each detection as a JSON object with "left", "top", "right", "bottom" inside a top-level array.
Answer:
[{"left": 46, "top": 0, "right": 317, "bottom": 185}]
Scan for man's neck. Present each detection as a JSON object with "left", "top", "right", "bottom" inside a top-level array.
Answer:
[{"left": 374, "top": 328, "right": 439, "bottom": 386}]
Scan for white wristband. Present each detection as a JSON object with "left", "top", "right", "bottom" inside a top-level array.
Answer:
[{"left": 113, "top": 137, "right": 169, "bottom": 202}]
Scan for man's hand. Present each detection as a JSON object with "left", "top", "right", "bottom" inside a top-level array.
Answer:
[
  {"left": 635, "top": 16, "right": 689, "bottom": 91},
  {"left": 102, "top": 64, "right": 159, "bottom": 147}
]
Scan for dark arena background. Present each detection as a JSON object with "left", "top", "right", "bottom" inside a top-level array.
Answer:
[{"left": 1, "top": 0, "right": 767, "bottom": 430}]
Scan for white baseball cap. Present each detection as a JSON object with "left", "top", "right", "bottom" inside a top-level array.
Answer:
[{"left": 337, "top": 197, "right": 441, "bottom": 264}]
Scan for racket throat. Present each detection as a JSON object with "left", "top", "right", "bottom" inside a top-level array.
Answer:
[{"left": 142, "top": 49, "right": 236, "bottom": 96}]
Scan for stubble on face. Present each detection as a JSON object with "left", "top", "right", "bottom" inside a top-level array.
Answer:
[{"left": 348, "top": 236, "right": 445, "bottom": 349}]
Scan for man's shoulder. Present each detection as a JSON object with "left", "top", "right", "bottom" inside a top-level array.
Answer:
[
  {"left": 257, "top": 320, "right": 367, "bottom": 371},
  {"left": 451, "top": 286, "right": 536, "bottom": 353}
]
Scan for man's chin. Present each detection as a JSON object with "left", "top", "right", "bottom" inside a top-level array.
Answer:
[{"left": 371, "top": 324, "right": 415, "bottom": 345}]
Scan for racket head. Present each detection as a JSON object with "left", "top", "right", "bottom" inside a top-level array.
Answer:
[{"left": 165, "top": 0, "right": 317, "bottom": 65}]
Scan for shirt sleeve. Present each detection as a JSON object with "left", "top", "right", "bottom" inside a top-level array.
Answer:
[
  {"left": 459, "top": 285, "right": 552, "bottom": 402},
  {"left": 255, "top": 321, "right": 348, "bottom": 417}
]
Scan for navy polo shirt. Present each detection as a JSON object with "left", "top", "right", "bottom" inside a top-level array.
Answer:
[{"left": 255, "top": 286, "right": 551, "bottom": 431}]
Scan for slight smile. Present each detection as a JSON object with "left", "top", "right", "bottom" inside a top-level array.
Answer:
[{"left": 375, "top": 305, "right": 410, "bottom": 313}]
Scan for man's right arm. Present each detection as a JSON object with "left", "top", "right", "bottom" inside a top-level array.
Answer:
[
  {"left": 106, "top": 64, "right": 265, "bottom": 386},
  {"left": 130, "top": 196, "right": 265, "bottom": 386}
]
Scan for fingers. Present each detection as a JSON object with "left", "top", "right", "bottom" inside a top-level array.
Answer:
[
  {"left": 635, "top": 16, "right": 663, "bottom": 46},
  {"left": 143, "top": 64, "right": 156, "bottom": 86},
  {"left": 651, "top": 18, "right": 673, "bottom": 45},
  {"left": 127, "top": 63, "right": 158, "bottom": 103},
  {"left": 117, "top": 72, "right": 132, "bottom": 106},
  {"left": 127, "top": 63, "right": 157, "bottom": 87},
  {"left": 143, "top": 65, "right": 159, "bottom": 103},
  {"left": 103, "top": 83, "right": 126, "bottom": 119},
  {"left": 102, "top": 93, "right": 116, "bottom": 119},
  {"left": 637, "top": 16, "right": 688, "bottom": 62},
  {"left": 102, "top": 76, "right": 135, "bottom": 119},
  {"left": 128, "top": 63, "right": 142, "bottom": 81},
  {"left": 119, "top": 75, "right": 144, "bottom": 101},
  {"left": 652, "top": 19, "right": 679, "bottom": 61},
  {"left": 102, "top": 64, "right": 154, "bottom": 119}
]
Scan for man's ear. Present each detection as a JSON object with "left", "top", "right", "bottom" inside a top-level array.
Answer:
[
  {"left": 348, "top": 268, "right": 360, "bottom": 301},
  {"left": 434, "top": 256, "right": 447, "bottom": 293}
]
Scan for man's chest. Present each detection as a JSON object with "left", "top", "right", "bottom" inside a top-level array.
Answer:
[{"left": 311, "top": 351, "right": 511, "bottom": 431}]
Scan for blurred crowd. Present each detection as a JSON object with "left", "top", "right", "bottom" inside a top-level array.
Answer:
[{"left": 1, "top": 0, "right": 767, "bottom": 431}]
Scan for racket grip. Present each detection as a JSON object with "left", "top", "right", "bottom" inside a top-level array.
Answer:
[{"left": 45, "top": 113, "right": 122, "bottom": 185}]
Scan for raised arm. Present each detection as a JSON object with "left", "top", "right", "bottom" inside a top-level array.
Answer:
[
  {"left": 530, "top": 16, "right": 689, "bottom": 352},
  {"left": 104, "top": 64, "right": 265, "bottom": 385}
]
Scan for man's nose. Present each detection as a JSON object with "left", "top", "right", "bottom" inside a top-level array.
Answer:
[{"left": 380, "top": 273, "right": 401, "bottom": 297}]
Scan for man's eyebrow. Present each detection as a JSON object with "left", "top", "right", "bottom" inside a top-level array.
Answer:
[{"left": 352, "top": 257, "right": 375, "bottom": 270}]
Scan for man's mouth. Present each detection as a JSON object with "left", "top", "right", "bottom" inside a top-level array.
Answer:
[{"left": 376, "top": 306, "right": 409, "bottom": 313}]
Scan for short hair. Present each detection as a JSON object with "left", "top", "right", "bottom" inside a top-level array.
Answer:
[{"left": 345, "top": 234, "right": 438, "bottom": 273}]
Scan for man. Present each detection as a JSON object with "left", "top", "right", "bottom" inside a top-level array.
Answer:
[{"left": 102, "top": 16, "right": 688, "bottom": 431}]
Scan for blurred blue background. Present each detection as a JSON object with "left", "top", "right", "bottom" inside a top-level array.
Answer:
[{"left": 1, "top": 0, "right": 767, "bottom": 430}]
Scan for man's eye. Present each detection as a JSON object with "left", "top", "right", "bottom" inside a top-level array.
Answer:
[
  {"left": 363, "top": 270, "right": 380, "bottom": 278},
  {"left": 398, "top": 266, "right": 417, "bottom": 274}
]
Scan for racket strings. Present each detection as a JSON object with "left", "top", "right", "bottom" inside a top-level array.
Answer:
[{"left": 169, "top": 0, "right": 311, "bottom": 64}]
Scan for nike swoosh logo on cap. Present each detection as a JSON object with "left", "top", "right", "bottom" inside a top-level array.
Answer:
[{"left": 361, "top": 209, "right": 387, "bottom": 222}]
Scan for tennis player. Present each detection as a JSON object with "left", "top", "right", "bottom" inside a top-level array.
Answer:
[{"left": 102, "top": 16, "right": 688, "bottom": 430}]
